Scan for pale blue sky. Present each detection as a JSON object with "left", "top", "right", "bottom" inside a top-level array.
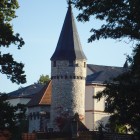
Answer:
[{"left": 0, "top": 0, "right": 133, "bottom": 93}]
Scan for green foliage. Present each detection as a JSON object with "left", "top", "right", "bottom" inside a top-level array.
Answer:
[
  {"left": 0, "top": 0, "right": 26, "bottom": 84},
  {"left": 0, "top": 93, "right": 27, "bottom": 137},
  {"left": 94, "top": 45, "right": 140, "bottom": 135},
  {"left": 38, "top": 74, "right": 50, "bottom": 84},
  {"left": 102, "top": 121, "right": 128, "bottom": 133},
  {"left": 72, "top": 0, "right": 140, "bottom": 42}
]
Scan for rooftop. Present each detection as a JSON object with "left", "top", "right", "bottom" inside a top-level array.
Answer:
[
  {"left": 50, "top": 4, "right": 86, "bottom": 61},
  {"left": 86, "top": 64, "right": 128, "bottom": 84}
]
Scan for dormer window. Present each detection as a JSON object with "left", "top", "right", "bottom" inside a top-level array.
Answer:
[
  {"left": 69, "top": 60, "right": 73, "bottom": 67},
  {"left": 53, "top": 61, "right": 56, "bottom": 67}
]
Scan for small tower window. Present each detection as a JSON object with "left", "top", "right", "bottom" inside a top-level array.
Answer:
[
  {"left": 65, "top": 75, "right": 68, "bottom": 79},
  {"left": 69, "top": 60, "right": 73, "bottom": 66},
  {"left": 75, "top": 63, "right": 79, "bottom": 67},
  {"left": 53, "top": 61, "right": 56, "bottom": 67},
  {"left": 84, "top": 62, "right": 86, "bottom": 68}
]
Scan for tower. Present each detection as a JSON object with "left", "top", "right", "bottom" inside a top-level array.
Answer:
[{"left": 50, "top": 3, "right": 87, "bottom": 130}]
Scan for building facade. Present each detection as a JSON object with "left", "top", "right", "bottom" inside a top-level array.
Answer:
[
  {"left": 7, "top": 3, "right": 128, "bottom": 133},
  {"left": 85, "top": 64, "right": 127, "bottom": 130}
]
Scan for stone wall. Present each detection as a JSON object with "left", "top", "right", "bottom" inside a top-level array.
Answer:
[
  {"left": 28, "top": 106, "right": 50, "bottom": 132},
  {"left": 50, "top": 60, "right": 86, "bottom": 129}
]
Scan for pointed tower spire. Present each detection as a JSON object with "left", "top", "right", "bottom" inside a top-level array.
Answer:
[{"left": 50, "top": 2, "right": 87, "bottom": 61}]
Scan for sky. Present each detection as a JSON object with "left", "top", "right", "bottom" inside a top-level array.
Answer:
[{"left": 0, "top": 0, "right": 133, "bottom": 93}]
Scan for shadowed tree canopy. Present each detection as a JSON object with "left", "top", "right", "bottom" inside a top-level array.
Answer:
[
  {"left": 72, "top": 0, "right": 140, "bottom": 136},
  {"left": 72, "top": 0, "right": 140, "bottom": 42},
  {"left": 95, "top": 45, "right": 140, "bottom": 135},
  {"left": 0, "top": 93, "right": 27, "bottom": 133},
  {"left": 0, "top": 0, "right": 26, "bottom": 84}
]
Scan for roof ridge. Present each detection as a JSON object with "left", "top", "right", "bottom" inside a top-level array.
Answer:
[{"left": 87, "top": 64, "right": 123, "bottom": 68}]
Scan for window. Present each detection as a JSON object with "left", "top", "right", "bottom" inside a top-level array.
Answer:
[
  {"left": 75, "top": 63, "right": 79, "bottom": 67},
  {"left": 53, "top": 61, "right": 56, "bottom": 67},
  {"left": 37, "top": 112, "right": 40, "bottom": 119},
  {"left": 65, "top": 75, "right": 68, "bottom": 79},
  {"left": 84, "top": 62, "right": 86, "bottom": 68},
  {"left": 69, "top": 60, "right": 73, "bottom": 66},
  {"left": 105, "top": 100, "right": 109, "bottom": 111},
  {"left": 33, "top": 112, "right": 36, "bottom": 120},
  {"left": 46, "top": 112, "right": 50, "bottom": 119},
  {"left": 29, "top": 113, "right": 32, "bottom": 120}
]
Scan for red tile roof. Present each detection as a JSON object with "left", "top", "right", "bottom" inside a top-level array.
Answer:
[{"left": 27, "top": 81, "right": 52, "bottom": 107}]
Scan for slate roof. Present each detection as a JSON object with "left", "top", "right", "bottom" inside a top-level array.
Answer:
[
  {"left": 86, "top": 64, "right": 127, "bottom": 84},
  {"left": 27, "top": 81, "right": 52, "bottom": 107},
  {"left": 8, "top": 83, "right": 44, "bottom": 98},
  {"left": 50, "top": 4, "right": 86, "bottom": 61},
  {"left": 8, "top": 64, "right": 127, "bottom": 98}
]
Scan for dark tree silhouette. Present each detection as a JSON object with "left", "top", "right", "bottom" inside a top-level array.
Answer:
[
  {"left": 0, "top": 0, "right": 26, "bottom": 84},
  {"left": 72, "top": 0, "right": 140, "bottom": 137}
]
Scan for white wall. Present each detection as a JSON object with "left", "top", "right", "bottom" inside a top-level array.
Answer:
[
  {"left": 93, "top": 86, "right": 110, "bottom": 129},
  {"left": 94, "top": 112, "right": 110, "bottom": 130},
  {"left": 85, "top": 85, "right": 94, "bottom": 130},
  {"left": 94, "top": 86, "right": 105, "bottom": 111},
  {"left": 7, "top": 98, "right": 31, "bottom": 106},
  {"left": 85, "top": 85, "right": 110, "bottom": 131}
]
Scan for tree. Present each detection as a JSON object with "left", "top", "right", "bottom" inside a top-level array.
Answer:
[
  {"left": 95, "top": 46, "right": 140, "bottom": 135},
  {"left": 38, "top": 74, "right": 50, "bottom": 84},
  {"left": 72, "top": 0, "right": 140, "bottom": 136},
  {"left": 0, "top": 93, "right": 27, "bottom": 138},
  {"left": 0, "top": 0, "right": 26, "bottom": 84},
  {"left": 72, "top": 0, "right": 140, "bottom": 43}
]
